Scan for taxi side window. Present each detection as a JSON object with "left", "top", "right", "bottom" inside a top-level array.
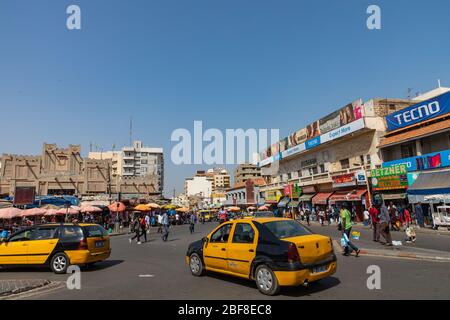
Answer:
[
  {"left": 210, "top": 224, "right": 232, "bottom": 243},
  {"left": 31, "top": 227, "right": 58, "bottom": 240},
  {"left": 232, "top": 223, "right": 255, "bottom": 244},
  {"left": 9, "top": 229, "right": 34, "bottom": 242}
]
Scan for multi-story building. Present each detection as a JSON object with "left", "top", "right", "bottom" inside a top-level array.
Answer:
[
  {"left": 258, "top": 97, "right": 414, "bottom": 220},
  {"left": 225, "top": 178, "right": 266, "bottom": 207},
  {"left": 234, "top": 163, "right": 261, "bottom": 185},
  {"left": 0, "top": 143, "right": 159, "bottom": 199},
  {"left": 89, "top": 140, "right": 164, "bottom": 194},
  {"left": 184, "top": 171, "right": 213, "bottom": 199},
  {"left": 377, "top": 87, "right": 450, "bottom": 209}
]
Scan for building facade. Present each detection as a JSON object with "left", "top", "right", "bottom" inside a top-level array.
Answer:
[
  {"left": 258, "top": 97, "right": 414, "bottom": 220},
  {"left": 234, "top": 163, "right": 261, "bottom": 185},
  {"left": 0, "top": 143, "right": 160, "bottom": 199},
  {"left": 225, "top": 178, "right": 266, "bottom": 207},
  {"left": 89, "top": 140, "right": 164, "bottom": 194},
  {"left": 378, "top": 87, "right": 450, "bottom": 207}
]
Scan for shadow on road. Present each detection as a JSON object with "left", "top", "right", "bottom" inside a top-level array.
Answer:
[
  {"left": 205, "top": 271, "right": 340, "bottom": 297},
  {"left": 0, "top": 260, "right": 125, "bottom": 274}
]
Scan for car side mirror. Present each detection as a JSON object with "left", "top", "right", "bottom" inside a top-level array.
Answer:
[{"left": 202, "top": 236, "right": 209, "bottom": 243}]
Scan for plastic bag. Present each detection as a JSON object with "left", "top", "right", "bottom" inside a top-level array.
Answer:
[
  {"left": 340, "top": 233, "right": 349, "bottom": 247},
  {"left": 351, "top": 231, "right": 360, "bottom": 240}
]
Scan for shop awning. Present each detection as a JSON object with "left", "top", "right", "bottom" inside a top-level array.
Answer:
[
  {"left": 407, "top": 171, "right": 450, "bottom": 195},
  {"left": 298, "top": 194, "right": 315, "bottom": 202},
  {"left": 329, "top": 189, "right": 367, "bottom": 203},
  {"left": 277, "top": 197, "right": 291, "bottom": 208},
  {"left": 382, "top": 193, "right": 407, "bottom": 200},
  {"left": 312, "top": 192, "right": 334, "bottom": 205},
  {"left": 288, "top": 201, "right": 299, "bottom": 208}
]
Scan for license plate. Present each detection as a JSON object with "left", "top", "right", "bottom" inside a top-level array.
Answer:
[
  {"left": 311, "top": 265, "right": 328, "bottom": 274},
  {"left": 95, "top": 241, "right": 104, "bottom": 248}
]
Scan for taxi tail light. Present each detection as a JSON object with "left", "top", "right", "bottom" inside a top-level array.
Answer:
[
  {"left": 288, "top": 242, "right": 300, "bottom": 263},
  {"left": 78, "top": 239, "right": 88, "bottom": 250}
]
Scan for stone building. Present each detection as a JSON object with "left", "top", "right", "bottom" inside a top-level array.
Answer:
[{"left": 0, "top": 143, "right": 160, "bottom": 199}]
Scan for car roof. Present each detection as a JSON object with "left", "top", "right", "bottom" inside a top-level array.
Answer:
[
  {"left": 232, "top": 217, "right": 292, "bottom": 224},
  {"left": 33, "top": 223, "right": 99, "bottom": 227}
]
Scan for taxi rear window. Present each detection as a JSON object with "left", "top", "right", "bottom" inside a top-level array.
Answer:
[
  {"left": 83, "top": 225, "right": 108, "bottom": 237},
  {"left": 263, "top": 220, "right": 312, "bottom": 239},
  {"left": 60, "top": 226, "right": 84, "bottom": 241}
]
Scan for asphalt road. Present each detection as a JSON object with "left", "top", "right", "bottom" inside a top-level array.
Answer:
[{"left": 1, "top": 222, "right": 449, "bottom": 300}]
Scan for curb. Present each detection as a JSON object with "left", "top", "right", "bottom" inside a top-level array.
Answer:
[
  {"left": 0, "top": 280, "right": 57, "bottom": 300},
  {"left": 332, "top": 240, "right": 450, "bottom": 263},
  {"left": 2, "top": 281, "right": 66, "bottom": 300}
]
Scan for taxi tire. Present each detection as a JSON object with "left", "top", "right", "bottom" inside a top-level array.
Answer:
[
  {"left": 189, "top": 253, "right": 205, "bottom": 276},
  {"left": 255, "top": 265, "right": 280, "bottom": 296},
  {"left": 50, "top": 252, "right": 70, "bottom": 274}
]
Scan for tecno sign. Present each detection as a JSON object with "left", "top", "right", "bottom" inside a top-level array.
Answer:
[
  {"left": 386, "top": 91, "right": 450, "bottom": 131},
  {"left": 393, "top": 101, "right": 440, "bottom": 126}
]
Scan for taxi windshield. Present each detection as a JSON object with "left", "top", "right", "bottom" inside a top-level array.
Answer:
[{"left": 263, "top": 220, "right": 312, "bottom": 239}]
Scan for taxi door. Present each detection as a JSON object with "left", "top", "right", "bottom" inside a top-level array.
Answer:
[
  {"left": 26, "top": 227, "right": 59, "bottom": 264},
  {"left": 226, "top": 222, "right": 258, "bottom": 277},
  {"left": 203, "top": 222, "right": 232, "bottom": 271},
  {"left": 0, "top": 229, "right": 32, "bottom": 264}
]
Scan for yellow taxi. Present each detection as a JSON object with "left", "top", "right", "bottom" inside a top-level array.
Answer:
[
  {"left": 0, "top": 223, "right": 111, "bottom": 274},
  {"left": 186, "top": 218, "right": 336, "bottom": 295}
]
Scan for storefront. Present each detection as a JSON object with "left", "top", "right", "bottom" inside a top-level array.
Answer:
[
  {"left": 311, "top": 192, "right": 334, "bottom": 209},
  {"left": 298, "top": 186, "right": 316, "bottom": 211},
  {"left": 330, "top": 173, "right": 368, "bottom": 221},
  {"left": 370, "top": 164, "right": 409, "bottom": 207}
]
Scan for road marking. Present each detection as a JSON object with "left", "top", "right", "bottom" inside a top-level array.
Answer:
[{"left": 138, "top": 274, "right": 155, "bottom": 278}]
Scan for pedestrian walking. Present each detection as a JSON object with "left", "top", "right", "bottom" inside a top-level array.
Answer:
[
  {"left": 189, "top": 213, "right": 196, "bottom": 234},
  {"left": 404, "top": 206, "right": 412, "bottom": 227},
  {"left": 369, "top": 204, "right": 380, "bottom": 242},
  {"left": 161, "top": 211, "right": 170, "bottom": 241},
  {"left": 157, "top": 213, "right": 163, "bottom": 233},
  {"left": 363, "top": 207, "right": 370, "bottom": 227},
  {"left": 218, "top": 206, "right": 227, "bottom": 224},
  {"left": 139, "top": 215, "right": 147, "bottom": 243},
  {"left": 340, "top": 204, "right": 360, "bottom": 256},
  {"left": 379, "top": 204, "right": 393, "bottom": 246},
  {"left": 415, "top": 202, "right": 425, "bottom": 228},
  {"left": 129, "top": 215, "right": 142, "bottom": 244}
]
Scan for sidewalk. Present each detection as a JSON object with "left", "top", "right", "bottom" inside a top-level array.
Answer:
[
  {"left": 307, "top": 221, "right": 450, "bottom": 262},
  {"left": 0, "top": 279, "right": 51, "bottom": 297}
]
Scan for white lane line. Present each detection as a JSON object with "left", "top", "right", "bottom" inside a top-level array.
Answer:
[{"left": 138, "top": 274, "right": 155, "bottom": 278}]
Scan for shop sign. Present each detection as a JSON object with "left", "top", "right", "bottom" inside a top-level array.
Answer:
[
  {"left": 302, "top": 186, "right": 316, "bottom": 194},
  {"left": 382, "top": 150, "right": 450, "bottom": 172},
  {"left": 265, "top": 190, "right": 282, "bottom": 202},
  {"left": 301, "top": 158, "right": 317, "bottom": 168},
  {"left": 371, "top": 175, "right": 408, "bottom": 190},
  {"left": 385, "top": 91, "right": 450, "bottom": 131},
  {"left": 332, "top": 173, "right": 356, "bottom": 187},
  {"left": 371, "top": 164, "right": 407, "bottom": 177}
]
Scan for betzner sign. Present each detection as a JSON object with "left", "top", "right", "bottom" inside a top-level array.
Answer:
[{"left": 385, "top": 91, "right": 450, "bottom": 131}]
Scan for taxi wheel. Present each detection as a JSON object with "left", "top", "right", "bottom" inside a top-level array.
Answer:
[
  {"left": 189, "top": 253, "right": 205, "bottom": 276},
  {"left": 255, "top": 265, "right": 280, "bottom": 296},
  {"left": 50, "top": 252, "right": 70, "bottom": 274}
]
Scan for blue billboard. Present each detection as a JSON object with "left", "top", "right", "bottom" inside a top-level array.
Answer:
[
  {"left": 305, "top": 136, "right": 321, "bottom": 150},
  {"left": 382, "top": 150, "right": 450, "bottom": 172},
  {"left": 385, "top": 91, "right": 450, "bottom": 131}
]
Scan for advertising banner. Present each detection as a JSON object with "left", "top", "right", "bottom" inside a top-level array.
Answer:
[
  {"left": 371, "top": 164, "right": 408, "bottom": 177},
  {"left": 279, "top": 137, "right": 289, "bottom": 153},
  {"left": 281, "top": 142, "right": 306, "bottom": 159},
  {"left": 306, "top": 121, "right": 321, "bottom": 139},
  {"left": 382, "top": 150, "right": 450, "bottom": 172},
  {"left": 288, "top": 127, "right": 307, "bottom": 148},
  {"left": 371, "top": 175, "right": 408, "bottom": 190},
  {"left": 321, "top": 118, "right": 365, "bottom": 144},
  {"left": 319, "top": 110, "right": 341, "bottom": 133},
  {"left": 305, "top": 136, "right": 321, "bottom": 150},
  {"left": 385, "top": 91, "right": 450, "bottom": 131},
  {"left": 332, "top": 173, "right": 356, "bottom": 188}
]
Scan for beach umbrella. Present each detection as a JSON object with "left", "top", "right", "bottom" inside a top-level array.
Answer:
[
  {"left": 163, "top": 204, "right": 177, "bottom": 210},
  {"left": 21, "top": 208, "right": 47, "bottom": 217},
  {"left": 258, "top": 205, "right": 268, "bottom": 211},
  {"left": 247, "top": 206, "right": 256, "bottom": 211},
  {"left": 81, "top": 205, "right": 103, "bottom": 213},
  {"left": 175, "top": 207, "right": 189, "bottom": 213},
  {"left": 44, "top": 209, "right": 59, "bottom": 216},
  {"left": 56, "top": 207, "right": 79, "bottom": 215},
  {"left": 226, "top": 206, "right": 240, "bottom": 212},
  {"left": 0, "top": 207, "right": 23, "bottom": 219},
  {"left": 147, "top": 203, "right": 161, "bottom": 209},
  {"left": 40, "top": 204, "right": 60, "bottom": 210},
  {"left": 71, "top": 206, "right": 82, "bottom": 211},
  {"left": 108, "top": 202, "right": 126, "bottom": 212},
  {"left": 135, "top": 204, "right": 150, "bottom": 211}
]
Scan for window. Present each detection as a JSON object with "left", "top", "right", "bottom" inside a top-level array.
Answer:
[
  {"left": 319, "top": 164, "right": 325, "bottom": 173},
  {"left": 309, "top": 166, "right": 318, "bottom": 175},
  {"left": 401, "top": 142, "right": 416, "bottom": 158},
  {"left": 263, "top": 220, "right": 311, "bottom": 239},
  {"left": 340, "top": 158, "right": 350, "bottom": 170},
  {"left": 366, "top": 154, "right": 372, "bottom": 165},
  {"left": 84, "top": 225, "right": 108, "bottom": 238},
  {"left": 297, "top": 170, "right": 302, "bottom": 178},
  {"left": 32, "top": 227, "right": 58, "bottom": 240},
  {"left": 232, "top": 223, "right": 255, "bottom": 243},
  {"left": 287, "top": 172, "right": 292, "bottom": 180},
  {"left": 141, "top": 159, "right": 148, "bottom": 164},
  {"left": 210, "top": 224, "right": 232, "bottom": 243},
  {"left": 60, "top": 226, "right": 84, "bottom": 242},
  {"left": 9, "top": 229, "right": 34, "bottom": 242},
  {"left": 360, "top": 155, "right": 365, "bottom": 165}
]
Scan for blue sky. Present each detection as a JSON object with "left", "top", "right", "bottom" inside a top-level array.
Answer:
[{"left": 1, "top": 0, "right": 449, "bottom": 196}]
